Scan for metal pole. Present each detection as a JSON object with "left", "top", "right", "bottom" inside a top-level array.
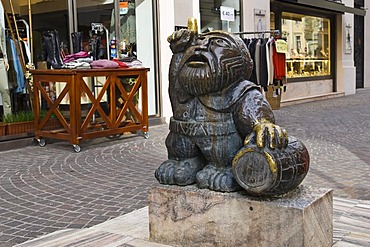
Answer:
[
  {"left": 8, "top": 0, "right": 26, "bottom": 69},
  {"left": 28, "top": 0, "right": 33, "bottom": 64},
  {"left": 0, "top": 0, "right": 26, "bottom": 73}
]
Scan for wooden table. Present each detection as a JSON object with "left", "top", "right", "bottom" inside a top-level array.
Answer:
[{"left": 31, "top": 67, "right": 149, "bottom": 152}]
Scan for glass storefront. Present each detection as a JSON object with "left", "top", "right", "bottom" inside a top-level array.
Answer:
[
  {"left": 282, "top": 12, "right": 331, "bottom": 79},
  {"left": 199, "top": 0, "right": 241, "bottom": 33},
  {"left": 17, "top": 0, "right": 157, "bottom": 116}
]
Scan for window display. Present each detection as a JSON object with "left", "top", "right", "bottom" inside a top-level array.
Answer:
[
  {"left": 110, "top": 0, "right": 137, "bottom": 59},
  {"left": 281, "top": 12, "right": 331, "bottom": 78},
  {"left": 199, "top": 0, "right": 241, "bottom": 33}
]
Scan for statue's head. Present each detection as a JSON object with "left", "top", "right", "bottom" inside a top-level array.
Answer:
[{"left": 178, "top": 31, "right": 253, "bottom": 96}]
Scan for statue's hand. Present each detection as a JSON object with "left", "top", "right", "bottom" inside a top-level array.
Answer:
[
  {"left": 245, "top": 120, "right": 288, "bottom": 149},
  {"left": 167, "top": 29, "right": 195, "bottom": 54}
]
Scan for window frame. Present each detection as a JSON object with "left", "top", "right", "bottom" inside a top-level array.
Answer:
[{"left": 270, "top": 2, "right": 336, "bottom": 83}]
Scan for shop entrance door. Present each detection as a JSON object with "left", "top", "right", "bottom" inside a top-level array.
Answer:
[{"left": 20, "top": 0, "right": 158, "bottom": 117}]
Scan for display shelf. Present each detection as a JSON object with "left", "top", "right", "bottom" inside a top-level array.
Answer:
[
  {"left": 286, "top": 58, "right": 330, "bottom": 78},
  {"left": 31, "top": 67, "right": 149, "bottom": 152}
]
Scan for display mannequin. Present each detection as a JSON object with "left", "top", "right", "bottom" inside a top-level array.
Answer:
[{"left": 0, "top": 27, "right": 11, "bottom": 117}]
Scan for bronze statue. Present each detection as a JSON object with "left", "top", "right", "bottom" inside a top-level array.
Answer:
[{"left": 155, "top": 20, "right": 309, "bottom": 196}]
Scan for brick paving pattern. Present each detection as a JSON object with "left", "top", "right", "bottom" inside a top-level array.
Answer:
[
  {"left": 274, "top": 89, "right": 370, "bottom": 200},
  {"left": 1, "top": 88, "right": 370, "bottom": 246}
]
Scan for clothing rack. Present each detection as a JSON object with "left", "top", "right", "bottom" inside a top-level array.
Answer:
[
  {"left": 236, "top": 30, "right": 287, "bottom": 97},
  {"left": 17, "top": 19, "right": 30, "bottom": 45},
  {"left": 5, "top": 28, "right": 26, "bottom": 34},
  {"left": 234, "top": 30, "right": 280, "bottom": 37}
]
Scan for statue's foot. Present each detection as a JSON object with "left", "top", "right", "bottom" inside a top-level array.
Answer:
[
  {"left": 155, "top": 157, "right": 204, "bottom": 186},
  {"left": 196, "top": 165, "right": 242, "bottom": 192}
]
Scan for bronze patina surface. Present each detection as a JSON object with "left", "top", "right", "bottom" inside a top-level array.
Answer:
[{"left": 155, "top": 21, "right": 309, "bottom": 196}]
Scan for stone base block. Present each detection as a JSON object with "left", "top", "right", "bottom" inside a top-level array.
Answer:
[{"left": 148, "top": 185, "right": 333, "bottom": 247}]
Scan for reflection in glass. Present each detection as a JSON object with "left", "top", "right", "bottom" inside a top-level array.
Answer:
[
  {"left": 282, "top": 12, "right": 330, "bottom": 78},
  {"left": 200, "top": 0, "right": 241, "bottom": 33}
]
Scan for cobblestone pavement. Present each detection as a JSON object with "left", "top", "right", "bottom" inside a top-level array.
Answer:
[
  {"left": 274, "top": 88, "right": 370, "bottom": 201},
  {"left": 1, "top": 88, "right": 370, "bottom": 246}
]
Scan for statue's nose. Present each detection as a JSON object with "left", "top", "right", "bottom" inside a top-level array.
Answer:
[{"left": 195, "top": 37, "right": 209, "bottom": 51}]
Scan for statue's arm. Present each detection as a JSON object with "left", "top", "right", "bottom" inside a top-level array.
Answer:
[
  {"left": 167, "top": 29, "right": 195, "bottom": 54},
  {"left": 167, "top": 29, "right": 195, "bottom": 84},
  {"left": 233, "top": 89, "right": 288, "bottom": 149},
  {"left": 167, "top": 29, "right": 195, "bottom": 107}
]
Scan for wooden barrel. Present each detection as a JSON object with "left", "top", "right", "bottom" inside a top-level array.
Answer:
[{"left": 232, "top": 136, "right": 309, "bottom": 196}]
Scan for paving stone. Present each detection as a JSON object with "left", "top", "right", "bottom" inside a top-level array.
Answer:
[{"left": 1, "top": 89, "right": 370, "bottom": 245}]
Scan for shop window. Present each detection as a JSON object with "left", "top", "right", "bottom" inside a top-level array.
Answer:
[
  {"left": 282, "top": 12, "right": 331, "bottom": 78},
  {"left": 199, "top": 0, "right": 241, "bottom": 33},
  {"left": 110, "top": 0, "right": 137, "bottom": 58}
]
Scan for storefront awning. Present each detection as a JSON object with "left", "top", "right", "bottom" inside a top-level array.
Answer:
[{"left": 276, "top": 0, "right": 366, "bottom": 16}]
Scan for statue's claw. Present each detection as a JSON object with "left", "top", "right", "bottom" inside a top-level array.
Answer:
[
  {"left": 155, "top": 157, "right": 204, "bottom": 186},
  {"left": 196, "top": 165, "right": 242, "bottom": 192},
  {"left": 155, "top": 160, "right": 178, "bottom": 184}
]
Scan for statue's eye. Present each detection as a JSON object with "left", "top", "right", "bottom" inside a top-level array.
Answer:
[{"left": 214, "top": 39, "right": 229, "bottom": 47}]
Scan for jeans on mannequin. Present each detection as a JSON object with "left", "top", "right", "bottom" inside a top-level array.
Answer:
[{"left": 0, "top": 59, "right": 11, "bottom": 116}]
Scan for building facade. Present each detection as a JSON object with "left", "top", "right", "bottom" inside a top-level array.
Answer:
[
  {"left": 0, "top": 0, "right": 367, "bottom": 125},
  {"left": 162, "top": 0, "right": 367, "bottom": 120}
]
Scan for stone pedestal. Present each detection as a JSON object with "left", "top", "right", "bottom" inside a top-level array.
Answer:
[{"left": 148, "top": 185, "right": 333, "bottom": 247}]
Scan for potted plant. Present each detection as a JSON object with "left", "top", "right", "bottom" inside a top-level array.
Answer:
[
  {"left": 3, "top": 111, "right": 35, "bottom": 135},
  {"left": 2, "top": 110, "right": 62, "bottom": 136},
  {"left": 0, "top": 121, "right": 6, "bottom": 136}
]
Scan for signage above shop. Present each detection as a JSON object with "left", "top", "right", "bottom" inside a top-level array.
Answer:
[
  {"left": 220, "top": 6, "right": 235, "bottom": 22},
  {"left": 275, "top": 0, "right": 366, "bottom": 16}
]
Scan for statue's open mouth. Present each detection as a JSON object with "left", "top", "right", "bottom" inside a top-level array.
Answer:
[{"left": 187, "top": 55, "right": 208, "bottom": 68}]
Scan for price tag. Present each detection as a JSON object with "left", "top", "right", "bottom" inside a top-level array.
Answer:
[
  {"left": 220, "top": 6, "right": 235, "bottom": 22},
  {"left": 275, "top": 39, "right": 288, "bottom": 53}
]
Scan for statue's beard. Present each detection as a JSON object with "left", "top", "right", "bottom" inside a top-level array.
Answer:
[{"left": 178, "top": 64, "right": 218, "bottom": 96}]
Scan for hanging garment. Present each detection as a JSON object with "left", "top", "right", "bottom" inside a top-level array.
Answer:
[
  {"left": 272, "top": 40, "right": 287, "bottom": 93},
  {"left": 272, "top": 42, "right": 287, "bottom": 81},
  {"left": 255, "top": 39, "right": 262, "bottom": 86},
  {"left": 266, "top": 37, "right": 275, "bottom": 86},
  {"left": 5, "top": 37, "right": 17, "bottom": 90},
  {"left": 259, "top": 38, "right": 269, "bottom": 90},
  {"left": 247, "top": 38, "right": 258, "bottom": 84},
  {"left": 8, "top": 38, "right": 25, "bottom": 93},
  {"left": 21, "top": 40, "right": 31, "bottom": 64},
  {"left": 0, "top": 59, "right": 11, "bottom": 116},
  {"left": 0, "top": 29, "right": 12, "bottom": 115},
  {"left": 243, "top": 38, "right": 250, "bottom": 48}
]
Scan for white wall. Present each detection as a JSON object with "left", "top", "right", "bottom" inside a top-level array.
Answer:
[
  {"left": 336, "top": 14, "right": 345, "bottom": 93},
  {"left": 338, "top": 0, "right": 356, "bottom": 95},
  {"left": 242, "top": 0, "right": 270, "bottom": 32},
  {"left": 159, "top": 0, "right": 200, "bottom": 122},
  {"left": 174, "top": 0, "right": 200, "bottom": 31},
  {"left": 158, "top": 0, "right": 175, "bottom": 122},
  {"left": 136, "top": 0, "right": 156, "bottom": 115}
]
